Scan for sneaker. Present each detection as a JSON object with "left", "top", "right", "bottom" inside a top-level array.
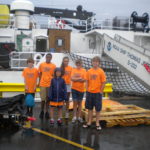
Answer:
[
  {"left": 45, "top": 112, "right": 50, "bottom": 119},
  {"left": 39, "top": 111, "right": 44, "bottom": 119},
  {"left": 78, "top": 117, "right": 83, "bottom": 123},
  {"left": 57, "top": 119, "right": 62, "bottom": 124},
  {"left": 50, "top": 119, "right": 54, "bottom": 125},
  {"left": 72, "top": 117, "right": 77, "bottom": 123},
  {"left": 96, "top": 125, "right": 102, "bottom": 130},
  {"left": 65, "top": 112, "right": 69, "bottom": 119},
  {"left": 83, "top": 124, "right": 91, "bottom": 128}
]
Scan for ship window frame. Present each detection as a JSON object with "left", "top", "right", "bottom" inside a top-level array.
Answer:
[{"left": 56, "top": 38, "right": 64, "bottom": 47}]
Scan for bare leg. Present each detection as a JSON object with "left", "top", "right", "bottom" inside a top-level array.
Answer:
[
  {"left": 46, "top": 88, "right": 49, "bottom": 112},
  {"left": 96, "top": 111, "right": 100, "bottom": 126},
  {"left": 77, "top": 101, "right": 82, "bottom": 118},
  {"left": 87, "top": 109, "right": 93, "bottom": 125},
  {"left": 50, "top": 107, "right": 54, "bottom": 119},
  {"left": 46, "top": 100, "right": 49, "bottom": 112},
  {"left": 58, "top": 108, "right": 63, "bottom": 119},
  {"left": 73, "top": 101, "right": 77, "bottom": 118},
  {"left": 65, "top": 92, "right": 70, "bottom": 112}
]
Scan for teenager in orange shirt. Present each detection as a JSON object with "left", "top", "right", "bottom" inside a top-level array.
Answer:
[
  {"left": 71, "top": 59, "right": 86, "bottom": 123},
  {"left": 38, "top": 53, "right": 56, "bottom": 119},
  {"left": 83, "top": 56, "right": 106, "bottom": 130},
  {"left": 22, "top": 58, "right": 38, "bottom": 116},
  {"left": 61, "top": 57, "right": 72, "bottom": 119}
]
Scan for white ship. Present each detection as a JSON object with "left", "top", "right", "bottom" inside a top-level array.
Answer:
[{"left": 0, "top": 0, "right": 150, "bottom": 97}]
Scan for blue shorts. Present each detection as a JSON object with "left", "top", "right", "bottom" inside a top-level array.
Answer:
[
  {"left": 72, "top": 89, "right": 84, "bottom": 101},
  {"left": 85, "top": 92, "right": 102, "bottom": 112}
]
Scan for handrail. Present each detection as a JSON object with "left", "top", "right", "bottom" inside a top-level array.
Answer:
[
  {"left": 0, "top": 83, "right": 40, "bottom": 92},
  {"left": 0, "top": 13, "right": 133, "bottom": 32},
  {"left": 0, "top": 83, "right": 113, "bottom": 98}
]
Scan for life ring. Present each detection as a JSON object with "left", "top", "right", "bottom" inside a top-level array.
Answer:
[
  {"left": 56, "top": 20, "right": 65, "bottom": 29},
  {"left": 34, "top": 53, "right": 42, "bottom": 61}
]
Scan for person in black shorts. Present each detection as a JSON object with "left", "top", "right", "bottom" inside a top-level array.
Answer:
[{"left": 83, "top": 56, "right": 106, "bottom": 130}]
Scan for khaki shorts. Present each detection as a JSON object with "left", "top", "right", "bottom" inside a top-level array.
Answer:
[
  {"left": 40, "top": 87, "right": 49, "bottom": 102},
  {"left": 66, "top": 84, "right": 71, "bottom": 93}
]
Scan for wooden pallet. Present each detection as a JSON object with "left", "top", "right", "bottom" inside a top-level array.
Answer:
[{"left": 82, "top": 104, "right": 150, "bottom": 127}]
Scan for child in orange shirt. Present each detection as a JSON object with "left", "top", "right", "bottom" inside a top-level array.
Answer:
[
  {"left": 83, "top": 56, "right": 106, "bottom": 130},
  {"left": 61, "top": 57, "right": 72, "bottom": 119},
  {"left": 22, "top": 58, "right": 38, "bottom": 116},
  {"left": 38, "top": 53, "right": 56, "bottom": 119},
  {"left": 71, "top": 59, "right": 86, "bottom": 123}
]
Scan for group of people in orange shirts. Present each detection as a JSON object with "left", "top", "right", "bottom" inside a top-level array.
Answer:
[{"left": 22, "top": 53, "right": 106, "bottom": 130}]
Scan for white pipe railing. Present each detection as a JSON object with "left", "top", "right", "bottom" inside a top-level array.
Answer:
[
  {"left": 0, "top": 13, "right": 134, "bottom": 32},
  {"left": 10, "top": 51, "right": 47, "bottom": 69}
]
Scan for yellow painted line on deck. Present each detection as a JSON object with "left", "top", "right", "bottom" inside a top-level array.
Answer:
[{"left": 32, "top": 128, "right": 94, "bottom": 150}]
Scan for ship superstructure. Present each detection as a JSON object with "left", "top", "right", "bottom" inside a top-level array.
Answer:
[{"left": 0, "top": 0, "right": 150, "bottom": 96}]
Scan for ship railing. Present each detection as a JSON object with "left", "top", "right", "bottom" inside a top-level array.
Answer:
[
  {"left": 114, "top": 34, "right": 150, "bottom": 57},
  {"left": 0, "top": 13, "right": 134, "bottom": 32},
  {"left": 22, "top": 45, "right": 34, "bottom": 52},
  {"left": 33, "top": 14, "right": 87, "bottom": 32},
  {"left": 86, "top": 16, "right": 132, "bottom": 31},
  {"left": 32, "top": 14, "right": 133, "bottom": 32},
  {"left": 10, "top": 51, "right": 47, "bottom": 70}
]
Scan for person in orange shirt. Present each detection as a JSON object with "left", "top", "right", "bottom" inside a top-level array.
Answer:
[
  {"left": 83, "top": 56, "right": 106, "bottom": 130},
  {"left": 61, "top": 57, "right": 72, "bottom": 119},
  {"left": 22, "top": 58, "right": 39, "bottom": 116},
  {"left": 71, "top": 59, "right": 86, "bottom": 123},
  {"left": 38, "top": 53, "right": 56, "bottom": 119}
]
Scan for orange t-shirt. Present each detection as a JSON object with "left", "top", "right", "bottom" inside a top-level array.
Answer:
[
  {"left": 22, "top": 67, "right": 39, "bottom": 93},
  {"left": 87, "top": 68, "right": 106, "bottom": 93},
  {"left": 62, "top": 66, "right": 72, "bottom": 85},
  {"left": 71, "top": 68, "right": 87, "bottom": 92},
  {"left": 39, "top": 62, "right": 56, "bottom": 87}
]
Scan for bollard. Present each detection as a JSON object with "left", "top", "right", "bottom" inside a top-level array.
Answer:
[{"left": 103, "top": 83, "right": 113, "bottom": 99}]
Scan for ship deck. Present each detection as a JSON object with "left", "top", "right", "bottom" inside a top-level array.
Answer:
[{"left": 0, "top": 97, "right": 150, "bottom": 150}]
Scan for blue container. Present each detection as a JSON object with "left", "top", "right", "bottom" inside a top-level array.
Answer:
[{"left": 25, "top": 94, "right": 35, "bottom": 107}]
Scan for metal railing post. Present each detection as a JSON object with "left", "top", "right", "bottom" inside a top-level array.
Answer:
[
  {"left": 86, "top": 19, "right": 88, "bottom": 32},
  {"left": 128, "top": 18, "right": 131, "bottom": 31}
]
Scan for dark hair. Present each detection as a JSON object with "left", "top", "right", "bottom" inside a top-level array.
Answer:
[
  {"left": 54, "top": 67, "right": 63, "bottom": 78},
  {"left": 92, "top": 56, "right": 101, "bottom": 64},
  {"left": 60, "top": 56, "right": 69, "bottom": 76},
  {"left": 75, "top": 59, "right": 82, "bottom": 65},
  {"left": 46, "top": 53, "right": 52, "bottom": 57},
  {"left": 27, "top": 58, "right": 34, "bottom": 64}
]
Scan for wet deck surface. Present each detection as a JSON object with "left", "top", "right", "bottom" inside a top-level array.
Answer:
[{"left": 0, "top": 98, "right": 150, "bottom": 150}]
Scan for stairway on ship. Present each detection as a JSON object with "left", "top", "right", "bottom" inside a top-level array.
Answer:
[{"left": 68, "top": 52, "right": 150, "bottom": 97}]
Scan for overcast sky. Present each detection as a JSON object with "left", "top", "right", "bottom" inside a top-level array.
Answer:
[{"left": 1, "top": 0, "right": 150, "bottom": 18}]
